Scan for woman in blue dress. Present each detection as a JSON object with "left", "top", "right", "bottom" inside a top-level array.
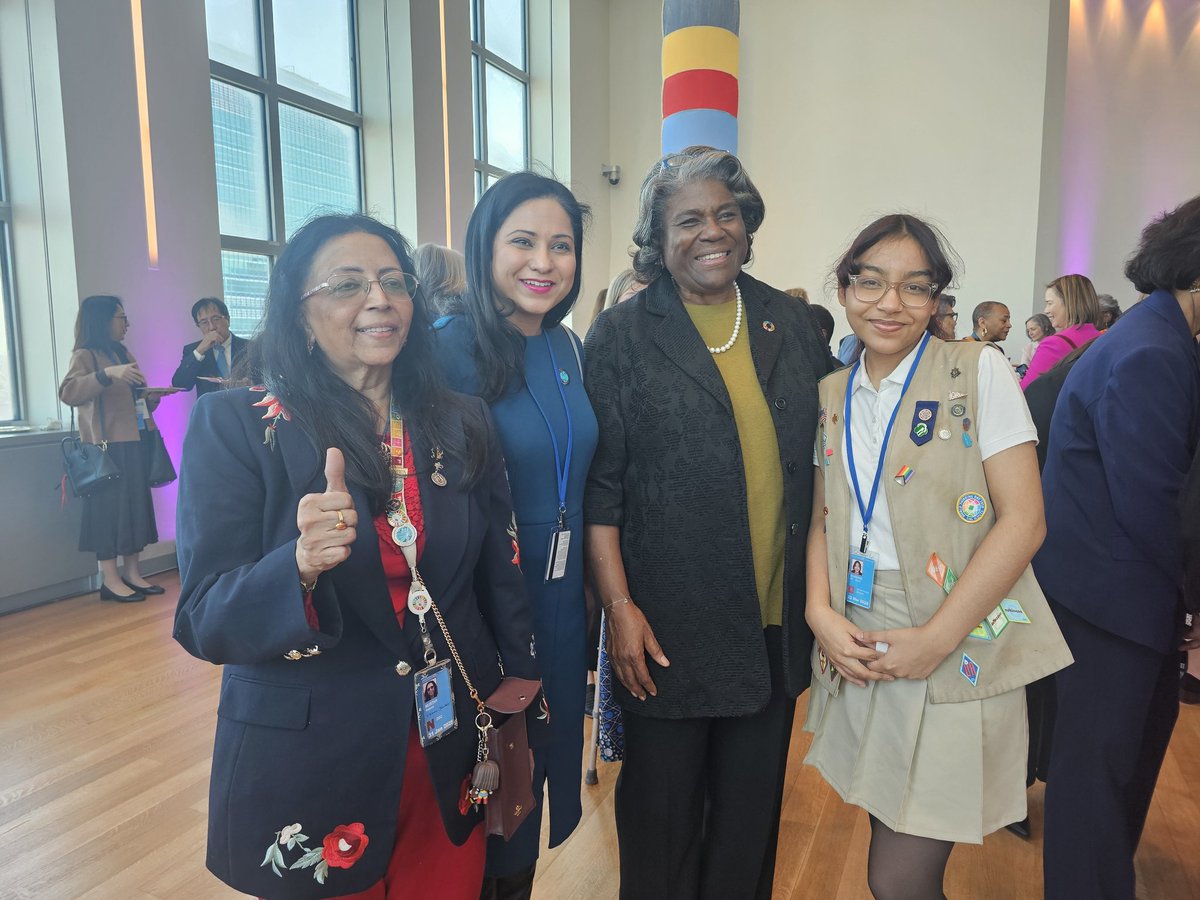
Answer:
[{"left": 433, "top": 172, "right": 597, "bottom": 899}]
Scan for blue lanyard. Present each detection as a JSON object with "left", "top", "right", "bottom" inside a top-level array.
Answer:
[
  {"left": 844, "top": 332, "right": 931, "bottom": 553},
  {"left": 525, "top": 328, "right": 575, "bottom": 528}
]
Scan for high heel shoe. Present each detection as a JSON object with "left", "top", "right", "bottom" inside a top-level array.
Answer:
[
  {"left": 100, "top": 583, "right": 145, "bottom": 603},
  {"left": 123, "top": 578, "right": 165, "bottom": 595}
]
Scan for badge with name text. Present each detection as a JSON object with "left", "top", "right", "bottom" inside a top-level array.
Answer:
[
  {"left": 545, "top": 528, "right": 572, "bottom": 582},
  {"left": 415, "top": 660, "right": 457, "bottom": 748},
  {"left": 845, "top": 549, "right": 878, "bottom": 610}
]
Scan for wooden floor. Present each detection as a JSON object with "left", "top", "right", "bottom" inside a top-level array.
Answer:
[{"left": 2, "top": 573, "right": 1198, "bottom": 899}]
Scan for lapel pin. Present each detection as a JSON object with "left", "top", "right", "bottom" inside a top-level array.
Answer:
[
  {"left": 950, "top": 367, "right": 962, "bottom": 379},
  {"left": 895, "top": 465, "right": 914, "bottom": 485},
  {"left": 762, "top": 320, "right": 776, "bottom": 332}
]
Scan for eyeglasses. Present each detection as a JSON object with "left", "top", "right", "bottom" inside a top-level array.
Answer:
[
  {"left": 848, "top": 275, "right": 939, "bottom": 308},
  {"left": 937, "top": 311, "right": 959, "bottom": 321},
  {"left": 196, "top": 314, "right": 228, "bottom": 327},
  {"left": 301, "top": 273, "right": 420, "bottom": 302},
  {"left": 113, "top": 315, "right": 129, "bottom": 322}
]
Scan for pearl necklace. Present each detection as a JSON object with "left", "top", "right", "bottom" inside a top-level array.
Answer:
[{"left": 706, "top": 283, "right": 743, "bottom": 354}]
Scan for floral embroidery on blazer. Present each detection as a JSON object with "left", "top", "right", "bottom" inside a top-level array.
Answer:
[{"left": 261, "top": 822, "right": 369, "bottom": 885}]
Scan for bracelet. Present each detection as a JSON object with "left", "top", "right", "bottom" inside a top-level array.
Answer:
[
  {"left": 300, "top": 575, "right": 318, "bottom": 593},
  {"left": 602, "top": 597, "right": 632, "bottom": 611}
]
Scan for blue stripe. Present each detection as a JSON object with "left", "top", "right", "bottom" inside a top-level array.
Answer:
[
  {"left": 662, "top": 108, "right": 738, "bottom": 156},
  {"left": 663, "top": 0, "right": 740, "bottom": 35}
]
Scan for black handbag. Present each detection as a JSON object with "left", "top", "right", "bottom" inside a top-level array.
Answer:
[
  {"left": 144, "top": 429, "right": 177, "bottom": 487},
  {"left": 61, "top": 399, "right": 121, "bottom": 498}
]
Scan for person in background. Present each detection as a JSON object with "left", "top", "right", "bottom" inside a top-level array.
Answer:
[
  {"left": 171, "top": 298, "right": 248, "bottom": 396},
  {"left": 174, "top": 213, "right": 544, "bottom": 900},
  {"left": 804, "top": 214, "right": 1070, "bottom": 900},
  {"left": 1018, "top": 313, "right": 1055, "bottom": 371},
  {"left": 592, "top": 268, "right": 647, "bottom": 322},
  {"left": 433, "top": 172, "right": 597, "bottom": 900},
  {"left": 1182, "top": 447, "right": 1200, "bottom": 704},
  {"left": 963, "top": 301, "right": 1012, "bottom": 346},
  {"left": 59, "top": 295, "right": 164, "bottom": 602},
  {"left": 808, "top": 304, "right": 836, "bottom": 353},
  {"left": 785, "top": 286, "right": 810, "bottom": 303},
  {"left": 585, "top": 146, "right": 832, "bottom": 899},
  {"left": 413, "top": 242, "right": 467, "bottom": 317},
  {"left": 1036, "top": 195, "right": 1200, "bottom": 899},
  {"left": 930, "top": 292, "right": 958, "bottom": 341},
  {"left": 1019, "top": 274, "right": 1102, "bottom": 390},
  {"left": 1097, "top": 293, "right": 1122, "bottom": 330}
]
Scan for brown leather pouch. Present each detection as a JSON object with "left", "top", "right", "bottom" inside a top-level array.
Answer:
[{"left": 484, "top": 677, "right": 539, "bottom": 840}]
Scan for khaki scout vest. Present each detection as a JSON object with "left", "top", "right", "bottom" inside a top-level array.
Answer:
[{"left": 814, "top": 338, "right": 1072, "bottom": 704}]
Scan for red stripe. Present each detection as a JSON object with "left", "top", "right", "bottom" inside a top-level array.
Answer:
[{"left": 662, "top": 69, "right": 738, "bottom": 118}]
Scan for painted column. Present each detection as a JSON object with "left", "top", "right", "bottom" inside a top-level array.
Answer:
[{"left": 661, "top": 0, "right": 739, "bottom": 155}]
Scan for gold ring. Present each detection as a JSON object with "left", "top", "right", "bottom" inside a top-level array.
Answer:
[{"left": 334, "top": 510, "right": 347, "bottom": 531}]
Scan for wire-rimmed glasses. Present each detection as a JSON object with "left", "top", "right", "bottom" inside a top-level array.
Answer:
[
  {"left": 848, "top": 274, "right": 938, "bottom": 309},
  {"left": 301, "top": 273, "right": 420, "bottom": 303}
]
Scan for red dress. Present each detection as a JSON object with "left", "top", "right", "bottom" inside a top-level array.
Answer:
[{"left": 323, "top": 436, "right": 486, "bottom": 900}]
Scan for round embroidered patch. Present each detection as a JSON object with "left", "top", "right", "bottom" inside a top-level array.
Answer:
[
  {"left": 917, "top": 408, "right": 933, "bottom": 422},
  {"left": 956, "top": 491, "right": 988, "bottom": 524}
]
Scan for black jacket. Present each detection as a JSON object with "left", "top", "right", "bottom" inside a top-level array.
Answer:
[
  {"left": 174, "top": 387, "right": 544, "bottom": 899},
  {"left": 584, "top": 273, "right": 833, "bottom": 718},
  {"left": 172, "top": 334, "right": 249, "bottom": 395}
]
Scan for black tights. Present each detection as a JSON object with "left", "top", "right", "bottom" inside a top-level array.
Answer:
[{"left": 866, "top": 816, "right": 954, "bottom": 900}]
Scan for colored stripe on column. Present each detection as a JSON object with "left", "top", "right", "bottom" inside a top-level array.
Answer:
[
  {"left": 663, "top": 0, "right": 739, "bottom": 35},
  {"left": 662, "top": 25, "right": 739, "bottom": 79},
  {"left": 662, "top": 69, "right": 738, "bottom": 118},
  {"left": 662, "top": 108, "right": 738, "bottom": 156}
]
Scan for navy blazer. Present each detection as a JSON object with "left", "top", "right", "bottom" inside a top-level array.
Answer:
[
  {"left": 174, "top": 387, "right": 543, "bottom": 899},
  {"left": 1035, "top": 290, "right": 1200, "bottom": 652},
  {"left": 172, "top": 334, "right": 249, "bottom": 395}
]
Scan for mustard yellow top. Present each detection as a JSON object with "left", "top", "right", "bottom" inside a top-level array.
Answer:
[{"left": 684, "top": 299, "right": 785, "bottom": 626}]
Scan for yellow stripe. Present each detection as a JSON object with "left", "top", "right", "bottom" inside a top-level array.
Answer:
[{"left": 662, "top": 26, "right": 739, "bottom": 79}]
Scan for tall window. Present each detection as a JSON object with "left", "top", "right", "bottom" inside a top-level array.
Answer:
[
  {"left": 471, "top": 0, "right": 529, "bottom": 199},
  {"left": 206, "top": 0, "right": 362, "bottom": 336},
  {"left": 0, "top": 107, "right": 18, "bottom": 422}
]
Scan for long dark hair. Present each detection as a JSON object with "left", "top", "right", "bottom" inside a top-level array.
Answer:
[
  {"left": 461, "top": 172, "right": 589, "bottom": 402},
  {"left": 834, "top": 214, "right": 959, "bottom": 339},
  {"left": 256, "top": 214, "right": 486, "bottom": 512},
  {"left": 73, "top": 294, "right": 130, "bottom": 362}
]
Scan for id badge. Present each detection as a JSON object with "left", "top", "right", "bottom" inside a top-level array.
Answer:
[
  {"left": 544, "top": 528, "right": 571, "bottom": 582},
  {"left": 134, "top": 397, "right": 149, "bottom": 431},
  {"left": 845, "top": 549, "right": 878, "bottom": 610},
  {"left": 414, "top": 660, "right": 457, "bottom": 748}
]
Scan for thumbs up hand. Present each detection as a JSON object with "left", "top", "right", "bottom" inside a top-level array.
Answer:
[{"left": 295, "top": 447, "right": 358, "bottom": 586}]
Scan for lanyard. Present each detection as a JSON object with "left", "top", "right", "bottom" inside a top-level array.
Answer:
[
  {"left": 525, "top": 328, "right": 575, "bottom": 528},
  {"left": 844, "top": 332, "right": 931, "bottom": 553}
]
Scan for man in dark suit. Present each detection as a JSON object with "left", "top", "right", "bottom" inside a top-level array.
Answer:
[
  {"left": 171, "top": 298, "right": 248, "bottom": 395},
  {"left": 1035, "top": 195, "right": 1200, "bottom": 900}
]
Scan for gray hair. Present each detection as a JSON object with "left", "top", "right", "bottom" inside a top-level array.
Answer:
[
  {"left": 1096, "top": 293, "right": 1121, "bottom": 313},
  {"left": 630, "top": 146, "right": 765, "bottom": 285},
  {"left": 412, "top": 242, "right": 467, "bottom": 316}
]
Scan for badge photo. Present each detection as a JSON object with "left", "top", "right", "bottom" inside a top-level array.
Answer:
[{"left": 414, "top": 660, "right": 457, "bottom": 748}]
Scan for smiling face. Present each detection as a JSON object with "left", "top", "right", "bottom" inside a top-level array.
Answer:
[
  {"left": 839, "top": 236, "right": 936, "bottom": 380},
  {"left": 1044, "top": 287, "right": 1069, "bottom": 330},
  {"left": 662, "top": 179, "right": 748, "bottom": 303},
  {"left": 979, "top": 305, "right": 1012, "bottom": 342},
  {"left": 301, "top": 231, "right": 414, "bottom": 388},
  {"left": 490, "top": 197, "right": 577, "bottom": 336},
  {"left": 1026, "top": 317, "right": 1045, "bottom": 342}
]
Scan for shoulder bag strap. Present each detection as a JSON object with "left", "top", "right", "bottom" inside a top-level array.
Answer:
[
  {"left": 1056, "top": 333, "right": 1078, "bottom": 350},
  {"left": 561, "top": 324, "right": 584, "bottom": 385}
]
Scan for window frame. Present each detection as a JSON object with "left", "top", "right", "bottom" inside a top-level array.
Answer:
[
  {"left": 471, "top": 0, "right": 531, "bottom": 195},
  {"left": 0, "top": 91, "right": 21, "bottom": 423},
  {"left": 209, "top": 0, "right": 365, "bottom": 271}
]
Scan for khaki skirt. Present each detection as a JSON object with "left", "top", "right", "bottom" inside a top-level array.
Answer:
[{"left": 803, "top": 572, "right": 1027, "bottom": 843}]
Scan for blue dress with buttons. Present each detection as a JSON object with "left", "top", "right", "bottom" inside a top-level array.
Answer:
[{"left": 433, "top": 315, "right": 598, "bottom": 875}]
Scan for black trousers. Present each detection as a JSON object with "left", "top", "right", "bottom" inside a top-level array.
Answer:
[
  {"left": 615, "top": 627, "right": 795, "bottom": 900},
  {"left": 1043, "top": 601, "right": 1180, "bottom": 900}
]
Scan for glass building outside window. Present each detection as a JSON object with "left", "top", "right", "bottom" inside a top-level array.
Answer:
[{"left": 206, "top": 0, "right": 362, "bottom": 337}]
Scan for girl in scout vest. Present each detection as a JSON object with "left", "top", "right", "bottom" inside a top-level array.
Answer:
[{"left": 802, "top": 214, "right": 1072, "bottom": 899}]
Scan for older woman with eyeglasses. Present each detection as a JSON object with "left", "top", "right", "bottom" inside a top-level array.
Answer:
[
  {"left": 174, "top": 213, "right": 546, "bottom": 900},
  {"left": 584, "top": 147, "right": 833, "bottom": 900}
]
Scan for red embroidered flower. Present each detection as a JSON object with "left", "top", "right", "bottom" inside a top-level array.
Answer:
[
  {"left": 321, "top": 823, "right": 369, "bottom": 869},
  {"left": 250, "top": 386, "right": 292, "bottom": 422}
]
